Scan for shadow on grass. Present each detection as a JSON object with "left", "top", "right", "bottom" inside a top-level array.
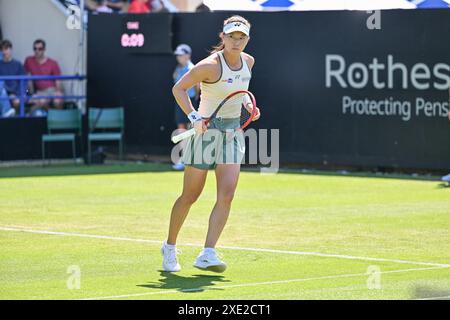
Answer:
[
  {"left": 0, "top": 162, "right": 175, "bottom": 179},
  {"left": 412, "top": 286, "right": 450, "bottom": 300},
  {"left": 137, "top": 271, "right": 230, "bottom": 293},
  {"left": 436, "top": 182, "right": 450, "bottom": 189}
]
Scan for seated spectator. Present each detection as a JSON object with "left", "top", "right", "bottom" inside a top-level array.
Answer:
[
  {"left": 0, "top": 40, "right": 25, "bottom": 114},
  {"left": 85, "top": 0, "right": 114, "bottom": 13},
  {"left": 24, "top": 39, "right": 64, "bottom": 115},
  {"left": 85, "top": 0, "right": 100, "bottom": 12},
  {"left": 95, "top": 0, "right": 114, "bottom": 13},
  {"left": 128, "top": 0, "right": 151, "bottom": 13},
  {"left": 106, "top": 0, "right": 128, "bottom": 13}
]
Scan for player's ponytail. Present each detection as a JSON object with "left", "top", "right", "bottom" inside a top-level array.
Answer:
[
  {"left": 211, "top": 40, "right": 225, "bottom": 54},
  {"left": 210, "top": 15, "right": 251, "bottom": 54}
]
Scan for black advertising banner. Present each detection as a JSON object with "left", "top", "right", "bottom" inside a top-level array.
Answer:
[
  {"left": 281, "top": 10, "right": 450, "bottom": 169},
  {"left": 86, "top": 10, "right": 450, "bottom": 170}
]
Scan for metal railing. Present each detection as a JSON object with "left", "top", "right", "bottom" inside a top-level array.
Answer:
[{"left": 0, "top": 75, "right": 86, "bottom": 117}]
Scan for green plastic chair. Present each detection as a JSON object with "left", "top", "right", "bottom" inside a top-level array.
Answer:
[
  {"left": 88, "top": 107, "right": 124, "bottom": 164},
  {"left": 42, "top": 109, "right": 82, "bottom": 164}
]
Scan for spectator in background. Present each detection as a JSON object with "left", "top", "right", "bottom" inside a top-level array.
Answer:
[
  {"left": 95, "top": 0, "right": 114, "bottom": 13},
  {"left": 128, "top": 0, "right": 151, "bottom": 13},
  {"left": 86, "top": 0, "right": 128, "bottom": 13},
  {"left": 172, "top": 44, "right": 198, "bottom": 171},
  {"left": 196, "top": 1, "right": 211, "bottom": 12},
  {"left": 0, "top": 40, "right": 25, "bottom": 114},
  {"left": 85, "top": 0, "right": 100, "bottom": 11},
  {"left": 106, "top": 0, "right": 128, "bottom": 13},
  {"left": 24, "top": 39, "right": 64, "bottom": 115},
  {"left": 84, "top": 0, "right": 122, "bottom": 13},
  {"left": 151, "top": 0, "right": 166, "bottom": 12},
  {"left": 152, "top": 0, "right": 178, "bottom": 12}
]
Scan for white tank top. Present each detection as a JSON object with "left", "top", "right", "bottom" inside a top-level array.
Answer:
[{"left": 198, "top": 51, "right": 252, "bottom": 119}]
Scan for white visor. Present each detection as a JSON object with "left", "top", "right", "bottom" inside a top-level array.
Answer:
[{"left": 223, "top": 22, "right": 250, "bottom": 37}]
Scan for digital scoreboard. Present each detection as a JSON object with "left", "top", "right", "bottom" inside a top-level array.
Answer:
[{"left": 121, "top": 14, "right": 173, "bottom": 54}]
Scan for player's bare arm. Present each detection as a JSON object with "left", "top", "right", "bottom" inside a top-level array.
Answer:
[
  {"left": 242, "top": 53, "right": 260, "bottom": 120},
  {"left": 172, "top": 58, "right": 221, "bottom": 134}
]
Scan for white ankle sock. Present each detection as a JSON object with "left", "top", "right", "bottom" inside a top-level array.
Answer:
[
  {"left": 165, "top": 241, "right": 176, "bottom": 249},
  {"left": 202, "top": 247, "right": 215, "bottom": 255}
]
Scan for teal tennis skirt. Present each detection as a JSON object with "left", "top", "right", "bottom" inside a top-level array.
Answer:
[{"left": 182, "top": 117, "right": 245, "bottom": 170}]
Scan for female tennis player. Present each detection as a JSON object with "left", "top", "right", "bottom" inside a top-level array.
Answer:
[{"left": 161, "top": 15, "right": 260, "bottom": 273}]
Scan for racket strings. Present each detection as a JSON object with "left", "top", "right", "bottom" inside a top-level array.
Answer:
[
  {"left": 215, "top": 93, "right": 255, "bottom": 128},
  {"left": 240, "top": 93, "right": 255, "bottom": 129},
  {"left": 240, "top": 101, "right": 253, "bottom": 127},
  {"left": 171, "top": 91, "right": 255, "bottom": 144},
  {"left": 215, "top": 93, "right": 247, "bottom": 118}
]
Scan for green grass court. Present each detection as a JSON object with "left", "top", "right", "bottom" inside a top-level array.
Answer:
[{"left": 0, "top": 163, "right": 449, "bottom": 300}]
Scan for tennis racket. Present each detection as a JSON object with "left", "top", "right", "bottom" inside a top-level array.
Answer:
[{"left": 171, "top": 90, "right": 257, "bottom": 144}]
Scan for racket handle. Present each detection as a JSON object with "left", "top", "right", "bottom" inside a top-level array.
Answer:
[{"left": 171, "top": 128, "right": 196, "bottom": 144}]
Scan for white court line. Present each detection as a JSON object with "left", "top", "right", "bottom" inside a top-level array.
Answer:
[
  {"left": 81, "top": 266, "right": 449, "bottom": 300},
  {"left": 215, "top": 245, "right": 450, "bottom": 268},
  {"left": 1, "top": 226, "right": 449, "bottom": 268}
]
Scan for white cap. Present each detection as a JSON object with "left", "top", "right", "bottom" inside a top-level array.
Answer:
[
  {"left": 174, "top": 44, "right": 192, "bottom": 56},
  {"left": 223, "top": 21, "right": 250, "bottom": 37}
]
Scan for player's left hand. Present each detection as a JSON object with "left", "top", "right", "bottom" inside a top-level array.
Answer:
[{"left": 252, "top": 107, "right": 261, "bottom": 121}]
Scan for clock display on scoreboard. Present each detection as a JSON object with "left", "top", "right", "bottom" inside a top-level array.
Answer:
[
  {"left": 121, "top": 14, "right": 173, "bottom": 54},
  {"left": 121, "top": 22, "right": 145, "bottom": 48}
]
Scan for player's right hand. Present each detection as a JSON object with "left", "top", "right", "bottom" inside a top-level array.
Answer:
[{"left": 193, "top": 120, "right": 207, "bottom": 134}]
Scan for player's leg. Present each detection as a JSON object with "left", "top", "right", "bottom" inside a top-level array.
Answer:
[
  {"left": 167, "top": 165, "right": 208, "bottom": 245},
  {"left": 194, "top": 163, "right": 240, "bottom": 273},
  {"left": 206, "top": 163, "right": 240, "bottom": 247},
  {"left": 162, "top": 165, "right": 208, "bottom": 272}
]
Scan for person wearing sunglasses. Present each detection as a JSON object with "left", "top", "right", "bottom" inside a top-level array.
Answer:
[{"left": 24, "top": 39, "right": 64, "bottom": 116}]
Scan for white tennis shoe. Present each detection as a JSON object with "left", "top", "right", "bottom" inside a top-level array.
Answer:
[
  {"left": 161, "top": 241, "right": 181, "bottom": 272},
  {"left": 194, "top": 249, "right": 227, "bottom": 273},
  {"left": 172, "top": 161, "right": 185, "bottom": 171},
  {"left": 441, "top": 174, "right": 450, "bottom": 182}
]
